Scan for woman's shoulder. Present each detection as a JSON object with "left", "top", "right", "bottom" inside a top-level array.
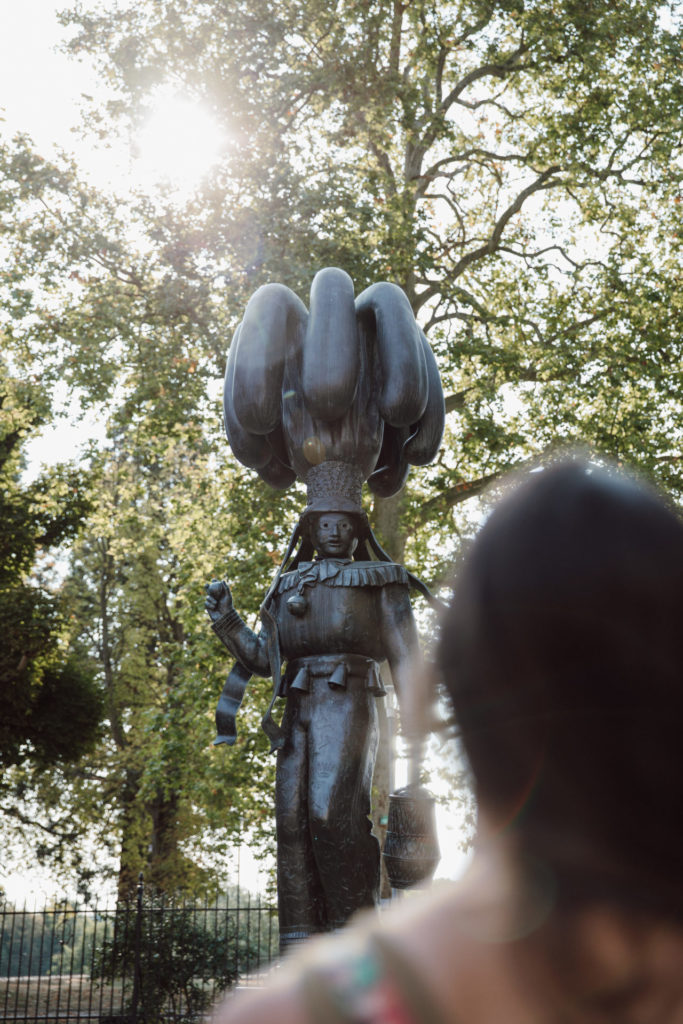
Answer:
[{"left": 212, "top": 880, "right": 494, "bottom": 1024}]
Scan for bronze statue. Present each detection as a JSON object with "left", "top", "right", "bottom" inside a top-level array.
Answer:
[{"left": 206, "top": 269, "right": 444, "bottom": 950}]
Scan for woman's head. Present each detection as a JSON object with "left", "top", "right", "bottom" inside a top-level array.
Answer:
[{"left": 438, "top": 459, "right": 683, "bottom": 916}]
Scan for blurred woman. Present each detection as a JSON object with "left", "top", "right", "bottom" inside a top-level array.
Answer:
[{"left": 213, "top": 458, "right": 683, "bottom": 1024}]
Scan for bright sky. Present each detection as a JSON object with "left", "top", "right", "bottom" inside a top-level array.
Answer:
[
  {"left": 2, "top": 0, "right": 227, "bottom": 471},
  {"left": 1, "top": 2, "right": 96, "bottom": 157},
  {"left": 0, "top": 0, "right": 474, "bottom": 905},
  {"left": 0, "top": 0, "right": 227, "bottom": 190}
]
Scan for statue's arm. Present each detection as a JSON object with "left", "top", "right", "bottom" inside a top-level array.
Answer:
[
  {"left": 378, "top": 583, "right": 426, "bottom": 738},
  {"left": 378, "top": 583, "right": 421, "bottom": 703},
  {"left": 205, "top": 579, "right": 271, "bottom": 677}
]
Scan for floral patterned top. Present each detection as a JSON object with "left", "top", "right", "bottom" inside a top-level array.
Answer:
[{"left": 299, "top": 930, "right": 446, "bottom": 1024}]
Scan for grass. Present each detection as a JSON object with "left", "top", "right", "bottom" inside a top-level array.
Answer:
[{"left": 0, "top": 975, "right": 128, "bottom": 1021}]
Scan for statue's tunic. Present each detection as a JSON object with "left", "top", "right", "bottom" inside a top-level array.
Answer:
[
  {"left": 275, "top": 560, "right": 408, "bottom": 689},
  {"left": 212, "top": 559, "right": 415, "bottom": 947}
]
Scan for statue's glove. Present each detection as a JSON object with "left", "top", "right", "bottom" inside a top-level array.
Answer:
[{"left": 204, "top": 579, "right": 234, "bottom": 622}]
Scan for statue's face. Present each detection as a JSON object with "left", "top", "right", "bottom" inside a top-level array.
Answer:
[{"left": 311, "top": 512, "right": 358, "bottom": 559}]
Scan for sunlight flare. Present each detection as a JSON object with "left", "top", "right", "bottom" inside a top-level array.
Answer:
[{"left": 135, "top": 92, "right": 226, "bottom": 188}]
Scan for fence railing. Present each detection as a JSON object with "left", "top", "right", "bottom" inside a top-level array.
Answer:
[{"left": 0, "top": 877, "right": 279, "bottom": 1023}]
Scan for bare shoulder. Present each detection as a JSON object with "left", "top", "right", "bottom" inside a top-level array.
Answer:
[
  {"left": 211, "top": 973, "right": 308, "bottom": 1024},
  {"left": 210, "top": 878, "right": 499, "bottom": 1024},
  {"left": 211, "top": 886, "right": 469, "bottom": 1024}
]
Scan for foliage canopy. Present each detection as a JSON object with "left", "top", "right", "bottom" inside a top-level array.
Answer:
[{"left": 0, "top": 368, "right": 101, "bottom": 770}]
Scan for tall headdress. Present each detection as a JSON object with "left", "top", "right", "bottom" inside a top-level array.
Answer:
[{"left": 223, "top": 267, "right": 445, "bottom": 525}]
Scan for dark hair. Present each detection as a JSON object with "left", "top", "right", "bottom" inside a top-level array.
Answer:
[{"left": 437, "top": 459, "right": 683, "bottom": 918}]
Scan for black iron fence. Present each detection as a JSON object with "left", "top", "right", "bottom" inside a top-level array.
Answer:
[{"left": 0, "top": 879, "right": 279, "bottom": 1023}]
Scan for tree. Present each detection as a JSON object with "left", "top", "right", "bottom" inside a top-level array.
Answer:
[
  {"left": 0, "top": 367, "right": 101, "bottom": 770},
  {"left": 60, "top": 0, "right": 683, "bottom": 560},
  {"left": 55, "top": 432, "right": 301, "bottom": 897},
  {"left": 0, "top": 133, "right": 293, "bottom": 894}
]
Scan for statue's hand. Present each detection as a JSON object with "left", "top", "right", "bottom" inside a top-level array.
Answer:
[{"left": 204, "top": 579, "right": 233, "bottom": 622}]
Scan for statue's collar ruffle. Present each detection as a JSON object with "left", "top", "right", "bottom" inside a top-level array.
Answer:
[{"left": 276, "top": 559, "right": 408, "bottom": 594}]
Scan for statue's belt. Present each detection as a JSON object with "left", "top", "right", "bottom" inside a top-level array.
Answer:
[{"left": 278, "top": 653, "right": 385, "bottom": 698}]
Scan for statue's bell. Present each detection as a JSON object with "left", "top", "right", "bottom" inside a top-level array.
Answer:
[
  {"left": 287, "top": 593, "right": 308, "bottom": 616},
  {"left": 382, "top": 783, "right": 440, "bottom": 890}
]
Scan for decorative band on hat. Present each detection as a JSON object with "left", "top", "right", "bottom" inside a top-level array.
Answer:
[{"left": 305, "top": 460, "right": 364, "bottom": 515}]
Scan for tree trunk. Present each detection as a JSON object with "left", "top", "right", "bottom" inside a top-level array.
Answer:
[
  {"left": 116, "top": 767, "right": 144, "bottom": 902},
  {"left": 146, "top": 788, "right": 181, "bottom": 893},
  {"left": 372, "top": 491, "right": 407, "bottom": 563}
]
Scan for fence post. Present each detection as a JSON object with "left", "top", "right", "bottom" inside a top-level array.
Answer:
[{"left": 130, "top": 874, "right": 144, "bottom": 1024}]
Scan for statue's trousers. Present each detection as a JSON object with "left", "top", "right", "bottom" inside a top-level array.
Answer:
[{"left": 275, "top": 673, "right": 380, "bottom": 947}]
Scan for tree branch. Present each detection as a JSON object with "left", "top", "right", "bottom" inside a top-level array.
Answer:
[
  {"left": 439, "top": 41, "right": 530, "bottom": 115},
  {"left": 416, "top": 470, "right": 506, "bottom": 522},
  {"left": 444, "top": 389, "right": 472, "bottom": 413},
  {"left": 0, "top": 802, "right": 81, "bottom": 843},
  {"left": 414, "top": 165, "right": 563, "bottom": 311}
]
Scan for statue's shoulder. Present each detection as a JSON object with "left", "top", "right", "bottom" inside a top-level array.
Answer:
[{"left": 276, "top": 569, "right": 302, "bottom": 594}]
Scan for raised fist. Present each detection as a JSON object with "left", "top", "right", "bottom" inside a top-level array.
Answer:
[{"left": 204, "top": 579, "right": 233, "bottom": 622}]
